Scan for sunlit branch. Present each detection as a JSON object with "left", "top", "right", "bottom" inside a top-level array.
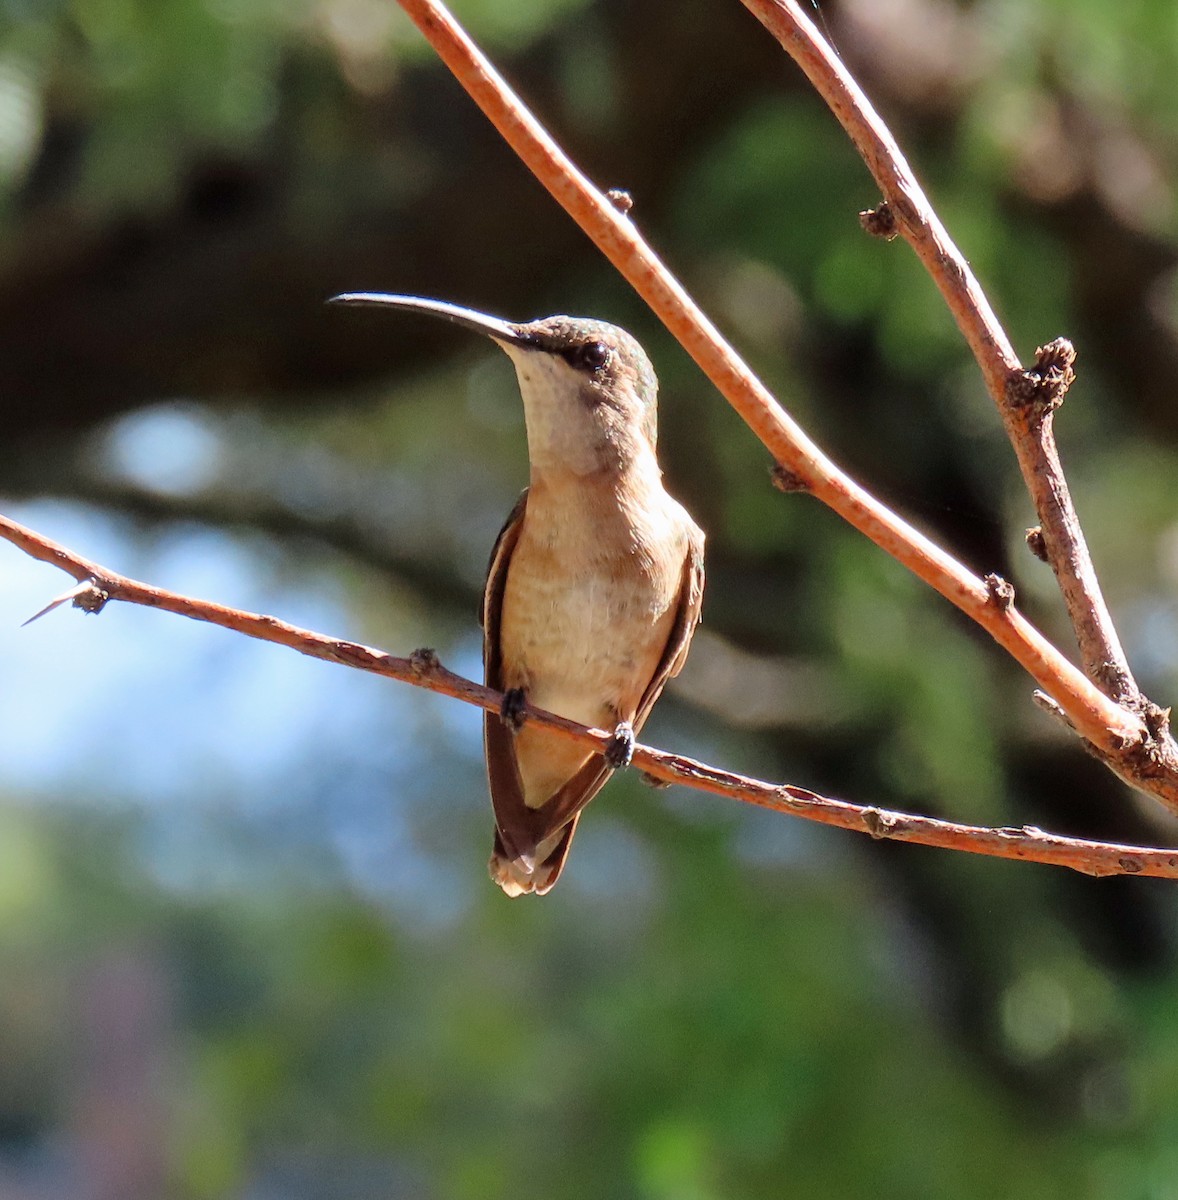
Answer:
[
  {"left": 3, "top": 510, "right": 1177, "bottom": 879},
  {"left": 739, "top": 0, "right": 1142, "bottom": 711}
]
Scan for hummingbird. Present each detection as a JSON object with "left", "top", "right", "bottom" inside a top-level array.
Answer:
[{"left": 331, "top": 293, "right": 705, "bottom": 896}]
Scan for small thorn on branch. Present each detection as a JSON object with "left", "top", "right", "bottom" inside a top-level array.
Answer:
[
  {"left": 1033, "top": 689, "right": 1073, "bottom": 729},
  {"left": 1006, "top": 337, "right": 1076, "bottom": 419},
  {"left": 23, "top": 580, "right": 94, "bottom": 626},
  {"left": 984, "top": 573, "right": 1015, "bottom": 609},
  {"left": 605, "top": 188, "right": 633, "bottom": 214},
  {"left": 1025, "top": 526, "right": 1048, "bottom": 562},
  {"left": 770, "top": 463, "right": 811, "bottom": 493},
  {"left": 23, "top": 578, "right": 110, "bottom": 626},
  {"left": 859, "top": 201, "right": 898, "bottom": 240}
]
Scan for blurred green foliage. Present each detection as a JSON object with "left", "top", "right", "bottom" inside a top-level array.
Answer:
[{"left": 2, "top": 799, "right": 1170, "bottom": 1200}]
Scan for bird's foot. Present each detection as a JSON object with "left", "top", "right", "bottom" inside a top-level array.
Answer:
[
  {"left": 604, "top": 722, "right": 635, "bottom": 769},
  {"left": 500, "top": 687, "right": 528, "bottom": 732}
]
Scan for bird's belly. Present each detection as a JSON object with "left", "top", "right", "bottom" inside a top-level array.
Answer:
[
  {"left": 500, "top": 542, "right": 681, "bottom": 729},
  {"left": 500, "top": 560, "right": 678, "bottom": 808},
  {"left": 494, "top": 489, "right": 690, "bottom": 809}
]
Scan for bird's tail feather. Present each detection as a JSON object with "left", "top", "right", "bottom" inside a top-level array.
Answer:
[{"left": 489, "top": 818, "right": 579, "bottom": 897}]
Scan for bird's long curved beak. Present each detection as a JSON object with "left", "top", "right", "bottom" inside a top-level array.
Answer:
[{"left": 328, "top": 292, "right": 529, "bottom": 347}]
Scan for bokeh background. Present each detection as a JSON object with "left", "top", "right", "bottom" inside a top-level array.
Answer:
[{"left": 3, "top": 0, "right": 1178, "bottom": 1196}]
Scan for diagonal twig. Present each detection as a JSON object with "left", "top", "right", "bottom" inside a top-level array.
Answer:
[
  {"left": 2, "top": 509, "right": 1177, "bottom": 878},
  {"left": 740, "top": 0, "right": 1138, "bottom": 708},
  {"left": 388, "top": 0, "right": 1178, "bottom": 809}
]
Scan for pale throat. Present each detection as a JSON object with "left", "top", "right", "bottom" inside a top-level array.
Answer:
[{"left": 510, "top": 354, "right": 650, "bottom": 479}]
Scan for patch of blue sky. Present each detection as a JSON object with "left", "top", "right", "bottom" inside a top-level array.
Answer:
[
  {"left": 0, "top": 500, "right": 479, "bottom": 822},
  {"left": 102, "top": 402, "right": 222, "bottom": 495}
]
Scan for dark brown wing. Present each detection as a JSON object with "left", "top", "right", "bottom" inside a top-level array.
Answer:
[
  {"left": 520, "top": 525, "right": 706, "bottom": 846},
  {"left": 481, "top": 488, "right": 528, "bottom": 641},
  {"left": 633, "top": 524, "right": 705, "bottom": 729},
  {"left": 481, "top": 490, "right": 538, "bottom": 863}
]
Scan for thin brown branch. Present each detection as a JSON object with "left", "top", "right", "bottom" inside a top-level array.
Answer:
[
  {"left": 3, "top": 510, "right": 1176, "bottom": 879},
  {"left": 742, "top": 0, "right": 1136, "bottom": 706},
  {"left": 389, "top": 0, "right": 1178, "bottom": 809}
]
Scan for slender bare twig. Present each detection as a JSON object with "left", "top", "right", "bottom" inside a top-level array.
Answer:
[
  {"left": 740, "top": 0, "right": 1138, "bottom": 707},
  {"left": 3, "top": 510, "right": 1176, "bottom": 879},
  {"left": 389, "top": 0, "right": 1178, "bottom": 809}
]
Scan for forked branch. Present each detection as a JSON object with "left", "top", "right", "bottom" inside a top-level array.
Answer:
[
  {"left": 739, "top": 0, "right": 1139, "bottom": 708},
  {"left": 3, "top": 510, "right": 1176, "bottom": 879}
]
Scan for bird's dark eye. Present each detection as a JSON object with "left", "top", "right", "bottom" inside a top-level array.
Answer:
[{"left": 571, "top": 340, "right": 610, "bottom": 372}]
